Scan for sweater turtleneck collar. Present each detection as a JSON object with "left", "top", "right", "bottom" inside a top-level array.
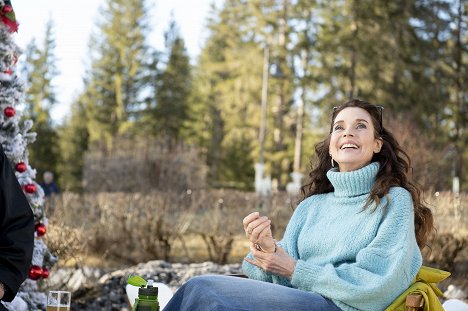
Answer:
[{"left": 326, "top": 162, "right": 380, "bottom": 197}]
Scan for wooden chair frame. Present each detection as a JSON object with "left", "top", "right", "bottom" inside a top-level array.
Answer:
[{"left": 405, "top": 293, "right": 424, "bottom": 311}]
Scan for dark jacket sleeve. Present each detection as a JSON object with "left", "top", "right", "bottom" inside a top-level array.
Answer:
[{"left": 0, "top": 145, "right": 34, "bottom": 302}]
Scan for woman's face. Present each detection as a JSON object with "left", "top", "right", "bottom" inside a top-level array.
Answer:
[{"left": 329, "top": 107, "right": 382, "bottom": 172}]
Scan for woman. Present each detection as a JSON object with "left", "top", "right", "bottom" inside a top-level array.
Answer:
[{"left": 163, "top": 99, "right": 433, "bottom": 311}]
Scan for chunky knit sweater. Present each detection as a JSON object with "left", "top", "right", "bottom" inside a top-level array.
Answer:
[{"left": 242, "top": 162, "right": 422, "bottom": 311}]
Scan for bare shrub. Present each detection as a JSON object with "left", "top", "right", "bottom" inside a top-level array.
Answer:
[
  {"left": 423, "top": 191, "right": 468, "bottom": 274},
  {"left": 43, "top": 193, "right": 98, "bottom": 268},
  {"left": 386, "top": 117, "right": 452, "bottom": 190},
  {"left": 188, "top": 190, "right": 292, "bottom": 264},
  {"left": 83, "top": 137, "right": 208, "bottom": 193},
  {"left": 49, "top": 188, "right": 467, "bottom": 289},
  {"left": 50, "top": 190, "right": 293, "bottom": 265},
  {"left": 44, "top": 224, "right": 85, "bottom": 263},
  {"left": 427, "top": 233, "right": 467, "bottom": 271},
  {"left": 87, "top": 191, "right": 198, "bottom": 263},
  {"left": 428, "top": 191, "right": 467, "bottom": 237}
]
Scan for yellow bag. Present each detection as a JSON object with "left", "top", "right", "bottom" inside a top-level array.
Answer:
[{"left": 384, "top": 266, "right": 451, "bottom": 311}]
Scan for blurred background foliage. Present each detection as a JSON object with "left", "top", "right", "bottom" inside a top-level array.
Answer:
[{"left": 21, "top": 0, "right": 466, "bottom": 192}]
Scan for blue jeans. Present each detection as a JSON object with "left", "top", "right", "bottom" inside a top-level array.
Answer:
[{"left": 163, "top": 275, "right": 342, "bottom": 311}]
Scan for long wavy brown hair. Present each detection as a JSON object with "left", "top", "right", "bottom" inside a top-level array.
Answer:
[{"left": 300, "top": 99, "right": 433, "bottom": 249}]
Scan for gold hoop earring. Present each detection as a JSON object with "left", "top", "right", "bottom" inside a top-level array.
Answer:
[{"left": 330, "top": 155, "right": 335, "bottom": 167}]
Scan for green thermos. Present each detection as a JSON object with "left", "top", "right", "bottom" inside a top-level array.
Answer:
[{"left": 129, "top": 276, "right": 160, "bottom": 311}]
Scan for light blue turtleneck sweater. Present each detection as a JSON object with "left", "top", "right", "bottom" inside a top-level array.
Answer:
[{"left": 242, "top": 162, "right": 422, "bottom": 311}]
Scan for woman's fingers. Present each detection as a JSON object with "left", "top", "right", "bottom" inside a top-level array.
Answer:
[
  {"left": 243, "top": 256, "right": 258, "bottom": 267},
  {"left": 245, "top": 244, "right": 296, "bottom": 279},
  {"left": 250, "top": 219, "right": 271, "bottom": 241},
  {"left": 246, "top": 216, "right": 270, "bottom": 237},
  {"left": 243, "top": 212, "right": 259, "bottom": 231}
]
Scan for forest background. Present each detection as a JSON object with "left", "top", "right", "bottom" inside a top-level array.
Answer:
[{"left": 18, "top": 0, "right": 467, "bottom": 292}]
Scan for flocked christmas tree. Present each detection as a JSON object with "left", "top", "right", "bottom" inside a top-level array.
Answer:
[{"left": 0, "top": 1, "right": 57, "bottom": 310}]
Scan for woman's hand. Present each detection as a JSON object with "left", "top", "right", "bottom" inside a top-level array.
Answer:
[
  {"left": 243, "top": 212, "right": 273, "bottom": 247},
  {"left": 244, "top": 244, "right": 296, "bottom": 280}
]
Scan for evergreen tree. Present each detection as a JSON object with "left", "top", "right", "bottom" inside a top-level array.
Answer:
[
  {"left": 251, "top": 0, "right": 299, "bottom": 188},
  {"left": 306, "top": 0, "right": 464, "bottom": 189},
  {"left": 137, "top": 48, "right": 160, "bottom": 135},
  {"left": 433, "top": 0, "right": 467, "bottom": 190},
  {"left": 192, "top": 0, "right": 465, "bottom": 191},
  {"left": 84, "top": 0, "right": 151, "bottom": 148},
  {"left": 289, "top": 0, "right": 322, "bottom": 174},
  {"left": 21, "top": 18, "right": 61, "bottom": 184},
  {"left": 0, "top": 2, "right": 56, "bottom": 309},
  {"left": 151, "top": 17, "right": 192, "bottom": 143},
  {"left": 192, "top": 0, "right": 315, "bottom": 189},
  {"left": 57, "top": 97, "right": 89, "bottom": 192},
  {"left": 190, "top": 0, "right": 263, "bottom": 189}
]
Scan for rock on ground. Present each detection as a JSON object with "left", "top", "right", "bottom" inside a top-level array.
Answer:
[{"left": 71, "top": 260, "right": 242, "bottom": 311}]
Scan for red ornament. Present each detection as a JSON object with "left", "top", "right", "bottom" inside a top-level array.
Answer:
[
  {"left": 35, "top": 223, "right": 47, "bottom": 237},
  {"left": 15, "top": 162, "right": 27, "bottom": 173},
  {"left": 41, "top": 267, "right": 49, "bottom": 279},
  {"left": 28, "top": 265, "right": 42, "bottom": 280},
  {"left": 2, "top": 68, "right": 12, "bottom": 75},
  {"left": 4, "top": 106, "right": 15, "bottom": 118},
  {"left": 24, "top": 184, "right": 36, "bottom": 193},
  {"left": 3, "top": 5, "right": 13, "bottom": 13}
]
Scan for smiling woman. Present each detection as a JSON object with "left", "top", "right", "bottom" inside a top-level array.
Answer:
[
  {"left": 161, "top": 99, "right": 439, "bottom": 311},
  {"left": 329, "top": 106, "right": 383, "bottom": 172}
]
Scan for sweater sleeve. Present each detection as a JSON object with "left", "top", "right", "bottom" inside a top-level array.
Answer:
[
  {"left": 290, "top": 188, "right": 422, "bottom": 311},
  {"left": 0, "top": 146, "right": 35, "bottom": 302},
  {"left": 241, "top": 199, "right": 310, "bottom": 285}
]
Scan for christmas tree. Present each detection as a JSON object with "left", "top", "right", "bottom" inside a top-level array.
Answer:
[{"left": 0, "top": 1, "right": 57, "bottom": 310}]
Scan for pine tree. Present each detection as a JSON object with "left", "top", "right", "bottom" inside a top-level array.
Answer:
[
  {"left": 57, "top": 97, "right": 89, "bottom": 192},
  {"left": 193, "top": 0, "right": 299, "bottom": 189},
  {"left": 289, "top": 0, "right": 322, "bottom": 174},
  {"left": 0, "top": 1, "right": 56, "bottom": 309},
  {"left": 83, "top": 0, "right": 151, "bottom": 148},
  {"left": 300, "top": 0, "right": 463, "bottom": 190},
  {"left": 151, "top": 17, "right": 192, "bottom": 143},
  {"left": 190, "top": 0, "right": 262, "bottom": 189},
  {"left": 21, "top": 18, "right": 61, "bottom": 184},
  {"left": 424, "top": 0, "right": 467, "bottom": 190},
  {"left": 250, "top": 0, "right": 298, "bottom": 189}
]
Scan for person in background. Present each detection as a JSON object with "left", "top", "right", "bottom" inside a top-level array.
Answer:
[
  {"left": 162, "top": 99, "right": 434, "bottom": 311},
  {"left": 0, "top": 145, "right": 35, "bottom": 309},
  {"left": 40, "top": 171, "right": 59, "bottom": 197}
]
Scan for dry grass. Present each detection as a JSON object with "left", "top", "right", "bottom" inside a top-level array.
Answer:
[
  {"left": 427, "top": 191, "right": 467, "bottom": 238},
  {"left": 46, "top": 190, "right": 294, "bottom": 266},
  {"left": 45, "top": 189, "right": 467, "bottom": 293}
]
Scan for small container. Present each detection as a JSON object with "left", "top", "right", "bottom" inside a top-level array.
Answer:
[{"left": 132, "top": 279, "right": 160, "bottom": 311}]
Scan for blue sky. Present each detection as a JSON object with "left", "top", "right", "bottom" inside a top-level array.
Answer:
[{"left": 13, "top": 0, "right": 222, "bottom": 123}]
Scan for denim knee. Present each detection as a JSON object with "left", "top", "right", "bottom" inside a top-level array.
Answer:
[{"left": 185, "top": 275, "right": 219, "bottom": 290}]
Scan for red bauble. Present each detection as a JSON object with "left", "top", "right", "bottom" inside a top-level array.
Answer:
[
  {"left": 15, "top": 162, "right": 27, "bottom": 173},
  {"left": 28, "top": 265, "right": 43, "bottom": 280},
  {"left": 2, "top": 68, "right": 12, "bottom": 75},
  {"left": 3, "top": 5, "right": 12, "bottom": 13},
  {"left": 41, "top": 267, "right": 49, "bottom": 279},
  {"left": 24, "top": 184, "right": 37, "bottom": 193},
  {"left": 4, "top": 106, "right": 15, "bottom": 118},
  {"left": 35, "top": 223, "right": 47, "bottom": 237}
]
